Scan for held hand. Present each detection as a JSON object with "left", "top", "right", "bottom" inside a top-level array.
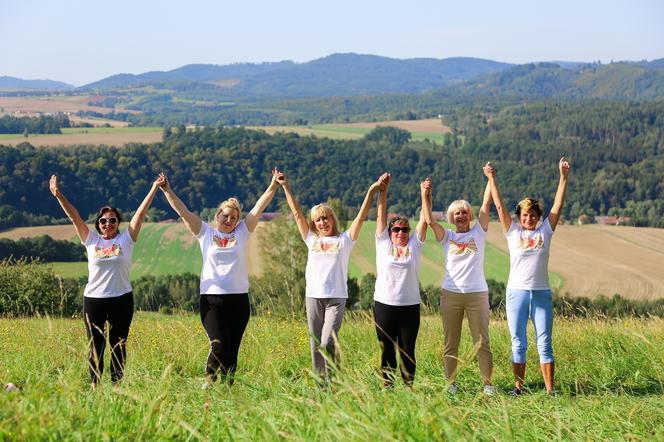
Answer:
[
  {"left": 275, "top": 170, "right": 288, "bottom": 187},
  {"left": 559, "top": 156, "right": 571, "bottom": 178},
  {"left": 270, "top": 167, "right": 283, "bottom": 187},
  {"left": 49, "top": 175, "right": 60, "bottom": 197},
  {"left": 154, "top": 173, "right": 167, "bottom": 188},
  {"left": 483, "top": 162, "right": 495, "bottom": 178},
  {"left": 377, "top": 172, "right": 391, "bottom": 191},
  {"left": 420, "top": 177, "right": 432, "bottom": 195}
]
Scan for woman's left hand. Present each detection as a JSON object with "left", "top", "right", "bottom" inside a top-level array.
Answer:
[{"left": 559, "top": 157, "right": 571, "bottom": 177}]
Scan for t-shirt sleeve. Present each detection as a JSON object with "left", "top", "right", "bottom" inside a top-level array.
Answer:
[
  {"left": 543, "top": 218, "right": 553, "bottom": 235},
  {"left": 473, "top": 222, "right": 486, "bottom": 237},
  {"left": 305, "top": 230, "right": 316, "bottom": 248},
  {"left": 439, "top": 228, "right": 451, "bottom": 245},
  {"left": 196, "top": 222, "right": 210, "bottom": 241},
  {"left": 84, "top": 230, "right": 99, "bottom": 246},
  {"left": 120, "top": 228, "right": 134, "bottom": 249},
  {"left": 506, "top": 221, "right": 519, "bottom": 238}
]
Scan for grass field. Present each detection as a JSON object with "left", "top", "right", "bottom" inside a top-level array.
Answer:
[
  {"left": 0, "top": 126, "right": 163, "bottom": 147},
  {"left": 1, "top": 314, "right": 662, "bottom": 439},
  {"left": 249, "top": 118, "right": 452, "bottom": 144}
]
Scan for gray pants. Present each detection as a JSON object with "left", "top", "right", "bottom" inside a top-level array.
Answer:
[{"left": 306, "top": 297, "right": 346, "bottom": 377}]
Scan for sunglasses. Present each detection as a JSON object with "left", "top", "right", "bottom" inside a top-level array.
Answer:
[
  {"left": 99, "top": 217, "right": 118, "bottom": 225},
  {"left": 390, "top": 226, "right": 410, "bottom": 233}
]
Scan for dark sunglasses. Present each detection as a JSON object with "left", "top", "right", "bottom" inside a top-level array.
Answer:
[
  {"left": 99, "top": 217, "right": 118, "bottom": 225},
  {"left": 390, "top": 226, "right": 410, "bottom": 233}
]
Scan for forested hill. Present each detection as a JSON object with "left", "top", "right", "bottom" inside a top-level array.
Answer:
[
  {"left": 0, "top": 76, "right": 74, "bottom": 91},
  {"left": 454, "top": 62, "right": 664, "bottom": 100},
  {"left": 82, "top": 54, "right": 512, "bottom": 96},
  {"left": 1, "top": 101, "right": 662, "bottom": 227}
]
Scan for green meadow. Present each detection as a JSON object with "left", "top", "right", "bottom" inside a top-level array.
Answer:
[
  {"left": 250, "top": 125, "right": 448, "bottom": 144},
  {"left": 1, "top": 314, "right": 662, "bottom": 439},
  {"left": 44, "top": 221, "right": 562, "bottom": 289}
]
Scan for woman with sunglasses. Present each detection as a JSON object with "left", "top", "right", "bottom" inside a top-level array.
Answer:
[
  {"left": 372, "top": 174, "right": 428, "bottom": 387},
  {"left": 279, "top": 171, "right": 388, "bottom": 380},
  {"left": 421, "top": 168, "right": 496, "bottom": 396},
  {"left": 158, "top": 169, "right": 282, "bottom": 387},
  {"left": 485, "top": 158, "right": 570, "bottom": 395},
  {"left": 49, "top": 174, "right": 164, "bottom": 390}
]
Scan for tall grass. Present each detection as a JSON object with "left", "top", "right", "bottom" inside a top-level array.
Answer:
[{"left": 1, "top": 313, "right": 663, "bottom": 440}]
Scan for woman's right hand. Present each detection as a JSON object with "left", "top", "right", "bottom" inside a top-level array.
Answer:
[
  {"left": 49, "top": 175, "right": 60, "bottom": 197},
  {"left": 157, "top": 172, "right": 171, "bottom": 191},
  {"left": 276, "top": 171, "right": 288, "bottom": 187}
]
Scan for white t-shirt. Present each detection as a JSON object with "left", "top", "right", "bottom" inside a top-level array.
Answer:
[
  {"left": 441, "top": 222, "right": 489, "bottom": 293},
  {"left": 83, "top": 229, "right": 134, "bottom": 298},
  {"left": 374, "top": 228, "right": 423, "bottom": 306},
  {"left": 196, "top": 220, "right": 250, "bottom": 295},
  {"left": 305, "top": 230, "right": 354, "bottom": 298},
  {"left": 506, "top": 219, "right": 553, "bottom": 290}
]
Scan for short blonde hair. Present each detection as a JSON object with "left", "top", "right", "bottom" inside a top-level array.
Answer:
[
  {"left": 515, "top": 198, "right": 543, "bottom": 218},
  {"left": 215, "top": 197, "right": 242, "bottom": 225},
  {"left": 446, "top": 200, "right": 474, "bottom": 224},
  {"left": 309, "top": 204, "right": 341, "bottom": 236}
]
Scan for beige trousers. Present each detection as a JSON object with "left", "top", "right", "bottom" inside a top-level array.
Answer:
[{"left": 440, "top": 289, "right": 493, "bottom": 384}]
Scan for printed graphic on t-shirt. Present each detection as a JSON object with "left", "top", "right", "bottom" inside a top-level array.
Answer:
[
  {"left": 449, "top": 239, "right": 477, "bottom": 256},
  {"left": 213, "top": 234, "right": 237, "bottom": 248},
  {"left": 311, "top": 238, "right": 340, "bottom": 254},
  {"left": 94, "top": 244, "right": 122, "bottom": 259},
  {"left": 389, "top": 244, "right": 411, "bottom": 260},
  {"left": 518, "top": 232, "right": 544, "bottom": 250}
]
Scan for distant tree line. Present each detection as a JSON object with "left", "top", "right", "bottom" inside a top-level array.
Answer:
[
  {"left": 2, "top": 259, "right": 663, "bottom": 318},
  {"left": 0, "top": 236, "right": 85, "bottom": 262},
  {"left": 0, "top": 114, "right": 70, "bottom": 134}
]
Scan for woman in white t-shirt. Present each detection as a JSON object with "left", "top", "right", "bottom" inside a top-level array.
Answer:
[
  {"left": 485, "top": 157, "right": 570, "bottom": 395},
  {"left": 49, "top": 174, "right": 164, "bottom": 390},
  {"left": 159, "top": 169, "right": 283, "bottom": 387},
  {"left": 372, "top": 173, "right": 427, "bottom": 387},
  {"left": 421, "top": 168, "right": 496, "bottom": 396},
  {"left": 279, "top": 172, "right": 388, "bottom": 379}
]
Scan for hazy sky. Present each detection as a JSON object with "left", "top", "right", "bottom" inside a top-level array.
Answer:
[{"left": 1, "top": 0, "right": 662, "bottom": 86}]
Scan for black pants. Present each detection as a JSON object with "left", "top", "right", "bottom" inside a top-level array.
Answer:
[
  {"left": 374, "top": 300, "right": 420, "bottom": 386},
  {"left": 200, "top": 294, "right": 250, "bottom": 382},
  {"left": 83, "top": 292, "right": 134, "bottom": 384}
]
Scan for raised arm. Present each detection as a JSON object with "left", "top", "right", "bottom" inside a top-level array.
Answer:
[
  {"left": 279, "top": 174, "right": 309, "bottom": 241},
  {"left": 415, "top": 181, "right": 427, "bottom": 242},
  {"left": 484, "top": 162, "right": 511, "bottom": 234},
  {"left": 548, "top": 157, "right": 570, "bottom": 231},
  {"left": 348, "top": 173, "right": 387, "bottom": 241},
  {"left": 245, "top": 168, "right": 282, "bottom": 233},
  {"left": 478, "top": 168, "right": 493, "bottom": 232},
  {"left": 421, "top": 178, "right": 445, "bottom": 242},
  {"left": 376, "top": 173, "right": 391, "bottom": 235},
  {"left": 128, "top": 175, "right": 165, "bottom": 242},
  {"left": 49, "top": 175, "right": 89, "bottom": 243},
  {"left": 159, "top": 173, "right": 202, "bottom": 236}
]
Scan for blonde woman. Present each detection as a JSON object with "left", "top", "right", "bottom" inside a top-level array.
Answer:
[
  {"left": 486, "top": 158, "right": 570, "bottom": 395},
  {"left": 159, "top": 169, "right": 282, "bottom": 387},
  {"left": 279, "top": 172, "right": 387, "bottom": 379},
  {"left": 421, "top": 169, "right": 496, "bottom": 396}
]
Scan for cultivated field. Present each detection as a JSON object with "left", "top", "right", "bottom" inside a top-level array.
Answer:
[
  {"left": 485, "top": 222, "right": 664, "bottom": 300},
  {"left": 249, "top": 118, "right": 452, "bottom": 143},
  {"left": 0, "top": 95, "right": 115, "bottom": 115},
  {"left": 1, "top": 314, "right": 662, "bottom": 439},
  {"left": 0, "top": 127, "right": 163, "bottom": 147}
]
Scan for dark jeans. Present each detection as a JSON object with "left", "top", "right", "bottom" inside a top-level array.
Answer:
[
  {"left": 83, "top": 292, "right": 134, "bottom": 384},
  {"left": 199, "top": 293, "right": 250, "bottom": 382}
]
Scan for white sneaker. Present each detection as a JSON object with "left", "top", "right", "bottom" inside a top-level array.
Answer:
[
  {"left": 447, "top": 384, "right": 458, "bottom": 395},
  {"left": 483, "top": 385, "right": 497, "bottom": 396},
  {"left": 201, "top": 380, "right": 213, "bottom": 390}
]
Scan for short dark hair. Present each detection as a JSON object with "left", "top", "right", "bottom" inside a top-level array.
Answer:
[
  {"left": 388, "top": 216, "right": 410, "bottom": 232},
  {"left": 94, "top": 206, "right": 122, "bottom": 234}
]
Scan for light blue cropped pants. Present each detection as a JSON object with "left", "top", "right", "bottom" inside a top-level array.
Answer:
[{"left": 506, "top": 289, "right": 554, "bottom": 364}]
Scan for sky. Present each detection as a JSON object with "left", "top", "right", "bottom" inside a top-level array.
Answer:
[{"left": 1, "top": 0, "right": 663, "bottom": 86}]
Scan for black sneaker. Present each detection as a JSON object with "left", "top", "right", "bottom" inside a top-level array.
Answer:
[{"left": 509, "top": 387, "right": 522, "bottom": 396}]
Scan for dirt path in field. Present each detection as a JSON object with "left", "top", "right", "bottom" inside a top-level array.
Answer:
[
  {"left": 1, "top": 132, "right": 163, "bottom": 147},
  {"left": 485, "top": 222, "right": 664, "bottom": 300}
]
